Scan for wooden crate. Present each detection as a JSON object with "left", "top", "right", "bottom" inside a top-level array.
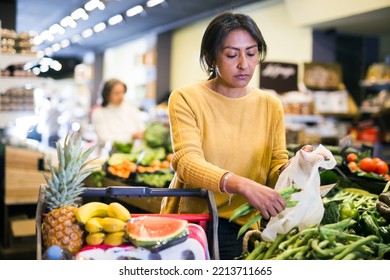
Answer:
[{"left": 5, "top": 146, "right": 46, "bottom": 205}]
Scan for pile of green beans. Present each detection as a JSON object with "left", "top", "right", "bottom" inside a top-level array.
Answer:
[{"left": 243, "top": 219, "right": 387, "bottom": 260}]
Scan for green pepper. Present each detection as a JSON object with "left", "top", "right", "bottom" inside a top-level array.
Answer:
[
  {"left": 360, "top": 211, "right": 383, "bottom": 242},
  {"left": 339, "top": 202, "right": 359, "bottom": 221},
  {"left": 379, "top": 226, "right": 390, "bottom": 243}
]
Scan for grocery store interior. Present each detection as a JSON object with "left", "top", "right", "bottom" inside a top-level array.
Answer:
[{"left": 1, "top": 0, "right": 390, "bottom": 260}]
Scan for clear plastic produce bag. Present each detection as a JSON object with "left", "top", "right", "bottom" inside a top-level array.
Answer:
[{"left": 261, "top": 144, "right": 337, "bottom": 242}]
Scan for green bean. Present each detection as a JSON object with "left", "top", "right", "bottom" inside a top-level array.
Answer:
[
  {"left": 245, "top": 241, "right": 267, "bottom": 260},
  {"left": 342, "top": 253, "right": 357, "bottom": 260},
  {"left": 263, "top": 233, "right": 288, "bottom": 259},
  {"left": 332, "top": 235, "right": 379, "bottom": 260},
  {"left": 274, "top": 245, "right": 308, "bottom": 260},
  {"left": 237, "top": 213, "right": 262, "bottom": 239},
  {"left": 318, "top": 239, "right": 330, "bottom": 248},
  {"left": 255, "top": 251, "right": 266, "bottom": 260},
  {"left": 293, "top": 243, "right": 311, "bottom": 260},
  {"left": 322, "top": 218, "right": 356, "bottom": 230},
  {"left": 278, "top": 235, "right": 299, "bottom": 250},
  {"left": 230, "top": 203, "right": 256, "bottom": 221},
  {"left": 292, "top": 233, "right": 315, "bottom": 248}
]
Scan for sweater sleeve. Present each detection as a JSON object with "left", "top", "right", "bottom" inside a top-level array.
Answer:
[{"left": 168, "top": 89, "right": 226, "bottom": 192}]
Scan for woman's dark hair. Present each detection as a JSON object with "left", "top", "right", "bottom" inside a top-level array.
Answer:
[
  {"left": 200, "top": 12, "right": 267, "bottom": 80},
  {"left": 100, "top": 78, "right": 127, "bottom": 107}
]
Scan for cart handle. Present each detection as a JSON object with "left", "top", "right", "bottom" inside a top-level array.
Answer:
[{"left": 81, "top": 186, "right": 209, "bottom": 198}]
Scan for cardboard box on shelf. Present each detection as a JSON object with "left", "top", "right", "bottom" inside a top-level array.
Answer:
[
  {"left": 5, "top": 146, "right": 47, "bottom": 205},
  {"left": 11, "top": 218, "right": 36, "bottom": 237}
]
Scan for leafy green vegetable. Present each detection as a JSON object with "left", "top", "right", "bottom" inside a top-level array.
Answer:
[
  {"left": 113, "top": 141, "right": 133, "bottom": 153},
  {"left": 321, "top": 200, "right": 340, "bottom": 225},
  {"left": 144, "top": 121, "right": 171, "bottom": 149},
  {"left": 139, "top": 147, "right": 166, "bottom": 166}
]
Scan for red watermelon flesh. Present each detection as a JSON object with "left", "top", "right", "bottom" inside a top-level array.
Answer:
[{"left": 126, "top": 216, "right": 188, "bottom": 247}]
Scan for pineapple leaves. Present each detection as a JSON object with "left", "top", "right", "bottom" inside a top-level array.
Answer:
[{"left": 43, "top": 132, "right": 99, "bottom": 210}]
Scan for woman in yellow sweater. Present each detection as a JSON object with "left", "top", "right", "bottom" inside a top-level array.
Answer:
[{"left": 161, "top": 12, "right": 296, "bottom": 259}]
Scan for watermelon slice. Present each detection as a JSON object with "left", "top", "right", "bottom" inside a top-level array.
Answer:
[{"left": 126, "top": 216, "right": 189, "bottom": 249}]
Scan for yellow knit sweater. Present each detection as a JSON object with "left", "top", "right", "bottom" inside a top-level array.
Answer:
[{"left": 160, "top": 82, "right": 289, "bottom": 226}]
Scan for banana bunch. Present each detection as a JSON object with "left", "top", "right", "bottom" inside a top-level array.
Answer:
[{"left": 76, "top": 201, "right": 132, "bottom": 246}]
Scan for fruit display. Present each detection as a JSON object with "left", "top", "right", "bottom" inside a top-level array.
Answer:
[
  {"left": 106, "top": 147, "right": 174, "bottom": 187},
  {"left": 99, "top": 120, "right": 175, "bottom": 188},
  {"left": 76, "top": 201, "right": 132, "bottom": 246},
  {"left": 340, "top": 148, "right": 390, "bottom": 195},
  {"left": 346, "top": 152, "right": 389, "bottom": 178},
  {"left": 73, "top": 200, "right": 193, "bottom": 252},
  {"left": 41, "top": 132, "right": 99, "bottom": 254}
]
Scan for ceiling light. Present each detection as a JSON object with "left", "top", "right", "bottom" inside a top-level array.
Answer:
[
  {"left": 60, "top": 39, "right": 70, "bottom": 48},
  {"left": 81, "top": 28, "right": 94, "bottom": 38},
  {"left": 51, "top": 43, "right": 61, "bottom": 52},
  {"left": 32, "top": 67, "right": 41, "bottom": 75},
  {"left": 93, "top": 22, "right": 106, "bottom": 33},
  {"left": 146, "top": 0, "right": 165, "bottom": 8},
  {"left": 71, "top": 8, "right": 87, "bottom": 21},
  {"left": 71, "top": 34, "right": 82, "bottom": 43},
  {"left": 49, "top": 24, "right": 64, "bottom": 35},
  {"left": 108, "top": 14, "right": 123, "bottom": 25},
  {"left": 33, "top": 36, "right": 43, "bottom": 45},
  {"left": 84, "top": 0, "right": 100, "bottom": 12},
  {"left": 97, "top": 1, "right": 105, "bottom": 10},
  {"left": 50, "top": 60, "right": 62, "bottom": 71},
  {"left": 126, "top": 5, "right": 144, "bottom": 17},
  {"left": 40, "top": 30, "right": 54, "bottom": 42},
  {"left": 40, "top": 64, "right": 50, "bottom": 73},
  {"left": 60, "top": 16, "right": 77, "bottom": 28},
  {"left": 43, "top": 47, "right": 53, "bottom": 56}
]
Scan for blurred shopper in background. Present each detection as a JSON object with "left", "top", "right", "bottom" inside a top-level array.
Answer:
[{"left": 91, "top": 78, "right": 145, "bottom": 146}]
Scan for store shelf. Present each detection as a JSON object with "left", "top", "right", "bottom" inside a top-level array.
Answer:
[
  {"left": 0, "top": 53, "right": 39, "bottom": 69},
  {"left": 285, "top": 114, "right": 324, "bottom": 124},
  {"left": 360, "top": 79, "right": 390, "bottom": 88},
  {"left": 0, "top": 54, "right": 45, "bottom": 129},
  {"left": 0, "top": 111, "right": 35, "bottom": 128},
  {"left": 0, "top": 76, "right": 45, "bottom": 93}
]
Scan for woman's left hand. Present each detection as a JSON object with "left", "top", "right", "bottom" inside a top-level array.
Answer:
[{"left": 301, "top": 144, "right": 328, "bottom": 160}]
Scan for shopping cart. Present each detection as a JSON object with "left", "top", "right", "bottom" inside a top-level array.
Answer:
[{"left": 36, "top": 185, "right": 219, "bottom": 260}]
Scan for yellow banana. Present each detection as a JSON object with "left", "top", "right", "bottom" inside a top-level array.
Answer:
[
  {"left": 103, "top": 231, "right": 126, "bottom": 246},
  {"left": 107, "top": 202, "right": 131, "bottom": 222},
  {"left": 85, "top": 232, "right": 105, "bottom": 246},
  {"left": 101, "top": 217, "right": 126, "bottom": 233},
  {"left": 85, "top": 217, "right": 104, "bottom": 233},
  {"left": 76, "top": 202, "right": 109, "bottom": 224}
]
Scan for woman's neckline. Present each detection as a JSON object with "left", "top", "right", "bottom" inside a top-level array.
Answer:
[{"left": 202, "top": 80, "right": 253, "bottom": 99}]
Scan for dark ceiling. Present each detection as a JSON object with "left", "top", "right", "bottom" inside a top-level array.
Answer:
[{"left": 16, "top": 0, "right": 263, "bottom": 59}]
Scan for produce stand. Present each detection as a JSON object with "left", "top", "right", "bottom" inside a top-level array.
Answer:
[{"left": 36, "top": 185, "right": 220, "bottom": 260}]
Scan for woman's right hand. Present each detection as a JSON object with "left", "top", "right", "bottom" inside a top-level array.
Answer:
[{"left": 228, "top": 175, "right": 286, "bottom": 220}]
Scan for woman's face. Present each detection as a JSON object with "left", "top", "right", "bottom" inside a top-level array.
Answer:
[
  {"left": 109, "top": 83, "right": 126, "bottom": 106},
  {"left": 214, "top": 29, "right": 259, "bottom": 89}
]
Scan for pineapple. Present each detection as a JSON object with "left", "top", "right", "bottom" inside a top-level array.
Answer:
[{"left": 41, "top": 132, "right": 99, "bottom": 254}]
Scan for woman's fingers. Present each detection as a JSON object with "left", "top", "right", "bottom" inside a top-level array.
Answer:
[
  {"left": 301, "top": 144, "right": 313, "bottom": 152},
  {"left": 257, "top": 191, "right": 286, "bottom": 220}
]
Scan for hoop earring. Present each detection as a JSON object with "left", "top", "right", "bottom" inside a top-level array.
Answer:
[{"left": 215, "top": 65, "right": 221, "bottom": 77}]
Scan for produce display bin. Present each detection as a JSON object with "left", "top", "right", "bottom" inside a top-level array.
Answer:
[
  {"left": 333, "top": 165, "right": 387, "bottom": 194},
  {"left": 36, "top": 185, "right": 219, "bottom": 260}
]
